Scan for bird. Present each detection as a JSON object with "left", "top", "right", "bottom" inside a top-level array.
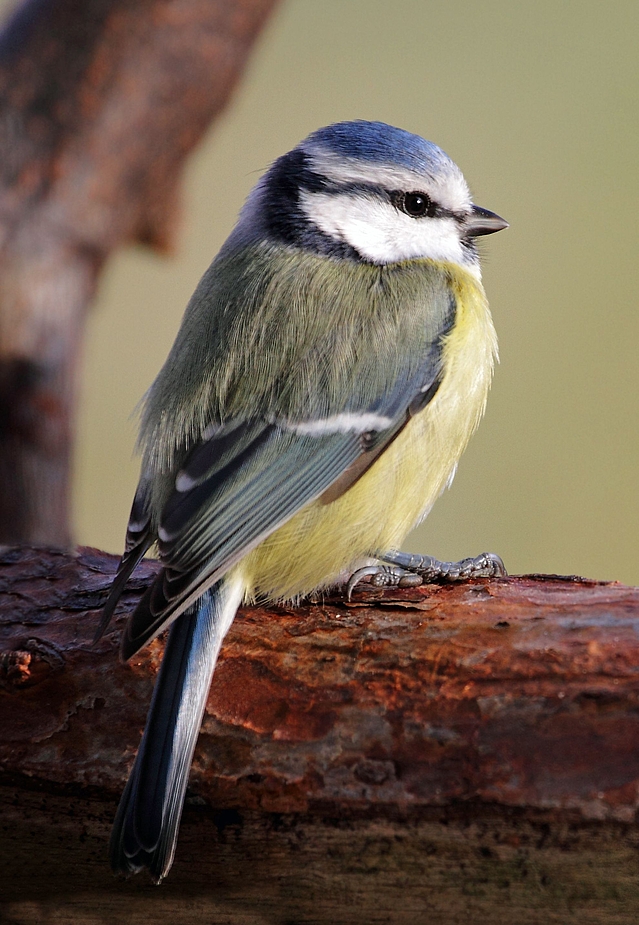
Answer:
[{"left": 96, "top": 119, "right": 508, "bottom": 881}]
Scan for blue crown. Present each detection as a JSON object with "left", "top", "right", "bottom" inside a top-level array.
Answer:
[{"left": 303, "top": 120, "right": 451, "bottom": 173}]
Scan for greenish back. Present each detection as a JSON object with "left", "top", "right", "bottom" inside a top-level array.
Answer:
[{"left": 140, "top": 243, "right": 456, "bottom": 475}]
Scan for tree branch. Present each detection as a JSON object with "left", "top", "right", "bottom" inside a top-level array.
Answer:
[
  {"left": 0, "top": 0, "right": 279, "bottom": 544},
  {"left": 1, "top": 546, "right": 639, "bottom": 922}
]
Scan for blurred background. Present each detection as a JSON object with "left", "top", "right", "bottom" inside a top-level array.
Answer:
[{"left": 17, "top": 1, "right": 637, "bottom": 581}]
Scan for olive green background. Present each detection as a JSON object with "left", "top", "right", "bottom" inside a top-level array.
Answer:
[{"left": 21, "top": 2, "right": 639, "bottom": 580}]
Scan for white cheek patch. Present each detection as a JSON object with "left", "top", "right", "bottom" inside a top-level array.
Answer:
[{"left": 300, "top": 190, "right": 479, "bottom": 275}]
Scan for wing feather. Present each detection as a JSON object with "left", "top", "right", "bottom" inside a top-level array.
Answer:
[
  {"left": 94, "top": 479, "right": 154, "bottom": 643},
  {"left": 103, "top": 257, "right": 460, "bottom": 659},
  {"left": 120, "top": 424, "right": 370, "bottom": 658}
]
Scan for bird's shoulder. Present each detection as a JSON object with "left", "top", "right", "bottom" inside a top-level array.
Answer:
[{"left": 139, "top": 243, "right": 464, "bottom": 474}]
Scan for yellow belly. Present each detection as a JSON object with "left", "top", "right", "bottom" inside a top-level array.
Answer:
[{"left": 239, "top": 262, "right": 497, "bottom": 601}]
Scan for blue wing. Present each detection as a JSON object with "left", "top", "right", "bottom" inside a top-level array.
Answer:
[
  {"left": 118, "top": 416, "right": 405, "bottom": 659},
  {"left": 100, "top": 266, "right": 456, "bottom": 658}
]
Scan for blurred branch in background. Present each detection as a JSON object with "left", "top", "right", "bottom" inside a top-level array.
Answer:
[{"left": 0, "top": 0, "right": 279, "bottom": 544}]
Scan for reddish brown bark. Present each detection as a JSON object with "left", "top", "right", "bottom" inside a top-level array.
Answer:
[
  {"left": 1, "top": 547, "right": 639, "bottom": 922},
  {"left": 2, "top": 546, "right": 639, "bottom": 820},
  {"left": 0, "top": 0, "right": 279, "bottom": 544}
]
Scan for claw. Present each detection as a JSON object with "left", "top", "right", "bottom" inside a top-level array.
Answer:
[
  {"left": 346, "top": 550, "right": 507, "bottom": 601},
  {"left": 484, "top": 553, "right": 507, "bottom": 577},
  {"left": 346, "top": 566, "right": 386, "bottom": 601},
  {"left": 346, "top": 564, "right": 425, "bottom": 600}
]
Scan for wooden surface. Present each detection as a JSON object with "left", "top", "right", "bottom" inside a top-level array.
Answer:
[
  {"left": 1, "top": 546, "right": 639, "bottom": 923},
  {"left": 0, "top": 0, "right": 279, "bottom": 545}
]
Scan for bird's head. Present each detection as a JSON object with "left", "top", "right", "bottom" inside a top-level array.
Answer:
[{"left": 230, "top": 120, "right": 507, "bottom": 275}]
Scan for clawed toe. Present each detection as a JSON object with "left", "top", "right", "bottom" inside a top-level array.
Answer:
[
  {"left": 345, "top": 551, "right": 506, "bottom": 600},
  {"left": 346, "top": 565, "right": 423, "bottom": 600}
]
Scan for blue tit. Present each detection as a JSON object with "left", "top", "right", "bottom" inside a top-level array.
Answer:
[{"left": 97, "top": 120, "right": 508, "bottom": 881}]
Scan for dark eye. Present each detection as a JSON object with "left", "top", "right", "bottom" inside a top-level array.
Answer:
[{"left": 402, "top": 191, "right": 434, "bottom": 218}]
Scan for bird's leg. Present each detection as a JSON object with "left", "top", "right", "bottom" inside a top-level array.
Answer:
[{"left": 346, "top": 550, "right": 506, "bottom": 600}]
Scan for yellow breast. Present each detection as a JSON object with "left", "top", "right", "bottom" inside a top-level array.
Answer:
[{"left": 239, "top": 262, "right": 497, "bottom": 601}]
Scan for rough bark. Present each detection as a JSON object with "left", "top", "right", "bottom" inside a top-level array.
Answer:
[
  {"left": 1, "top": 546, "right": 639, "bottom": 923},
  {"left": 0, "top": 0, "right": 279, "bottom": 545}
]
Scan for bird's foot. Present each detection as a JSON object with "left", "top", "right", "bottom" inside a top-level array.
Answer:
[{"left": 346, "top": 550, "right": 507, "bottom": 600}]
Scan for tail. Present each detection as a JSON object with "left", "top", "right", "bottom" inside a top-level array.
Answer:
[{"left": 110, "top": 573, "right": 244, "bottom": 882}]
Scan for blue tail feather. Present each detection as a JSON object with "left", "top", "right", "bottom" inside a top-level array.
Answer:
[{"left": 110, "top": 577, "right": 243, "bottom": 881}]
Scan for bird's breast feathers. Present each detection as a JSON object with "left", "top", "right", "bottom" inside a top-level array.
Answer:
[
  {"left": 139, "top": 247, "right": 496, "bottom": 602},
  {"left": 235, "top": 254, "right": 497, "bottom": 600}
]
